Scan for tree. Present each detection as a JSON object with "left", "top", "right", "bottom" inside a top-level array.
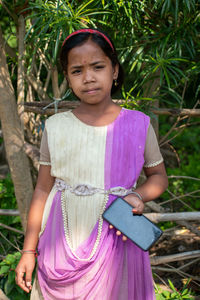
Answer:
[{"left": 0, "top": 23, "right": 33, "bottom": 230}]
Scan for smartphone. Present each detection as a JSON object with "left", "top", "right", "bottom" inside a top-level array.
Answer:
[{"left": 102, "top": 197, "right": 163, "bottom": 251}]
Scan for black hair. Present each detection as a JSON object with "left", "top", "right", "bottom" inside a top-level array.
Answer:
[{"left": 60, "top": 29, "right": 124, "bottom": 95}]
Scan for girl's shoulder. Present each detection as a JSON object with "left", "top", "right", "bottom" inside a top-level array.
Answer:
[
  {"left": 45, "top": 111, "right": 72, "bottom": 127},
  {"left": 122, "top": 108, "right": 150, "bottom": 122}
]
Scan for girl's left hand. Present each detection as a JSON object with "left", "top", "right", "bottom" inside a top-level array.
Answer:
[
  {"left": 124, "top": 193, "right": 144, "bottom": 215},
  {"left": 109, "top": 194, "right": 145, "bottom": 242}
]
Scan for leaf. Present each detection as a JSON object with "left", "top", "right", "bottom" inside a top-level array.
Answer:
[
  {"left": 8, "top": 271, "right": 16, "bottom": 284},
  {"left": 168, "top": 279, "right": 177, "bottom": 292},
  {"left": 0, "top": 265, "right": 10, "bottom": 275},
  {"left": 4, "top": 279, "right": 14, "bottom": 295},
  {"left": 5, "top": 254, "right": 16, "bottom": 264}
]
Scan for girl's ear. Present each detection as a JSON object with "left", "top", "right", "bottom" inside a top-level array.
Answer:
[{"left": 113, "top": 63, "right": 119, "bottom": 80}]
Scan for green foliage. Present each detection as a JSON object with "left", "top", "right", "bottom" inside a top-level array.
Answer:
[
  {"left": 0, "top": 174, "right": 21, "bottom": 226},
  {"left": 0, "top": 175, "right": 24, "bottom": 276},
  {"left": 167, "top": 153, "right": 200, "bottom": 211},
  {"left": 1, "top": 0, "right": 200, "bottom": 108},
  {"left": 0, "top": 252, "right": 30, "bottom": 299},
  {"left": 168, "top": 124, "right": 200, "bottom": 210},
  {"left": 0, "top": 176, "right": 27, "bottom": 298},
  {"left": 11, "top": 0, "right": 198, "bottom": 108},
  {"left": 155, "top": 280, "right": 195, "bottom": 299},
  {"left": 158, "top": 116, "right": 200, "bottom": 215},
  {"left": 24, "top": 0, "right": 110, "bottom": 64}
]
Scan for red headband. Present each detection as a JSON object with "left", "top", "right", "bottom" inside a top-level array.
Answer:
[{"left": 62, "top": 29, "right": 114, "bottom": 52}]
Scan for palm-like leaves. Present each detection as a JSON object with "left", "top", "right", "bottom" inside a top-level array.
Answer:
[
  {"left": 24, "top": 0, "right": 110, "bottom": 63},
  {"left": 12, "top": 0, "right": 200, "bottom": 107}
]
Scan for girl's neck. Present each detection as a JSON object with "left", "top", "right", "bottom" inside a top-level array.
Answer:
[
  {"left": 75, "top": 99, "right": 114, "bottom": 115},
  {"left": 72, "top": 101, "right": 122, "bottom": 127}
]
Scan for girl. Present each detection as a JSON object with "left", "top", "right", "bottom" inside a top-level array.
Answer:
[{"left": 15, "top": 28, "right": 168, "bottom": 300}]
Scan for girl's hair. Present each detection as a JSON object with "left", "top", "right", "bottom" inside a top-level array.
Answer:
[{"left": 60, "top": 29, "right": 124, "bottom": 95}]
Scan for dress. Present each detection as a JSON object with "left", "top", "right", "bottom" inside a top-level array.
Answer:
[{"left": 31, "top": 108, "right": 163, "bottom": 300}]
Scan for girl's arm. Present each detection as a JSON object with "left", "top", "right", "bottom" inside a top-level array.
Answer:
[
  {"left": 124, "top": 162, "right": 168, "bottom": 213},
  {"left": 113, "top": 162, "right": 168, "bottom": 241},
  {"left": 15, "top": 165, "right": 55, "bottom": 293}
]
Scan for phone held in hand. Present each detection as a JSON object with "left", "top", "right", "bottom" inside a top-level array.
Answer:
[{"left": 102, "top": 197, "right": 163, "bottom": 251}]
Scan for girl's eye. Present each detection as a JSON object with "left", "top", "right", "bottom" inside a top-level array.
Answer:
[
  {"left": 72, "top": 70, "right": 81, "bottom": 75},
  {"left": 95, "top": 65, "right": 105, "bottom": 70}
]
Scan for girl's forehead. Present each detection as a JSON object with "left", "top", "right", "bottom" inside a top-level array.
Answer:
[{"left": 68, "top": 40, "right": 108, "bottom": 65}]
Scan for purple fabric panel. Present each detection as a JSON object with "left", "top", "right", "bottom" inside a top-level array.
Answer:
[
  {"left": 37, "top": 191, "right": 127, "bottom": 299},
  {"left": 104, "top": 108, "right": 155, "bottom": 299},
  {"left": 106, "top": 109, "right": 149, "bottom": 190}
]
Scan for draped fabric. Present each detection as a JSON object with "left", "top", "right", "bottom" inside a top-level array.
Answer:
[{"left": 36, "top": 109, "right": 156, "bottom": 300}]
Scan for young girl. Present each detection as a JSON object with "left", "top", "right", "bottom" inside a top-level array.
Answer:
[{"left": 15, "top": 28, "right": 168, "bottom": 300}]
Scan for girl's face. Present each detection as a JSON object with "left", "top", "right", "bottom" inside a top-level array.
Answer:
[{"left": 66, "top": 40, "right": 118, "bottom": 106}]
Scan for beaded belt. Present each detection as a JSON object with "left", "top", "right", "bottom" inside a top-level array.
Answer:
[
  {"left": 54, "top": 178, "right": 134, "bottom": 197},
  {"left": 55, "top": 178, "right": 136, "bottom": 262}
]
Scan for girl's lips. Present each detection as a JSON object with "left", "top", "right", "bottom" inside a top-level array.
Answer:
[{"left": 83, "top": 89, "right": 99, "bottom": 94}]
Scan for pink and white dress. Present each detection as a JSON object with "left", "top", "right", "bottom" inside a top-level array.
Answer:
[{"left": 31, "top": 108, "right": 163, "bottom": 300}]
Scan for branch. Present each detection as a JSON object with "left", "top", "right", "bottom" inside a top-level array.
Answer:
[
  {"left": 0, "top": 209, "right": 19, "bottom": 216},
  {"left": 152, "top": 265, "right": 200, "bottom": 282},
  {"left": 60, "top": 78, "right": 67, "bottom": 96},
  {"left": 17, "top": 15, "right": 25, "bottom": 123},
  {"left": 22, "top": 101, "right": 200, "bottom": 116},
  {"left": 0, "top": 231, "right": 20, "bottom": 251},
  {"left": 44, "top": 70, "right": 51, "bottom": 92},
  {"left": 51, "top": 65, "right": 61, "bottom": 98},
  {"left": 24, "top": 106, "right": 69, "bottom": 115},
  {"left": 150, "top": 250, "right": 200, "bottom": 265},
  {"left": 37, "top": 47, "right": 51, "bottom": 70},
  {"left": 0, "top": 222, "right": 24, "bottom": 235},
  {"left": 168, "top": 175, "right": 200, "bottom": 182},
  {"left": 26, "top": 74, "right": 52, "bottom": 101},
  {"left": 23, "top": 142, "right": 40, "bottom": 171},
  {"left": 161, "top": 189, "right": 200, "bottom": 205},
  {"left": 159, "top": 115, "right": 182, "bottom": 145},
  {"left": 151, "top": 108, "right": 200, "bottom": 116},
  {"left": 145, "top": 212, "right": 200, "bottom": 223}
]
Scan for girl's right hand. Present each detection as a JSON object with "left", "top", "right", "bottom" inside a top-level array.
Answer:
[
  {"left": 109, "top": 225, "right": 128, "bottom": 241},
  {"left": 15, "top": 254, "right": 36, "bottom": 293}
]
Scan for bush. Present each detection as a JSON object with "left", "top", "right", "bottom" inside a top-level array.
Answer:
[{"left": 0, "top": 252, "right": 30, "bottom": 300}]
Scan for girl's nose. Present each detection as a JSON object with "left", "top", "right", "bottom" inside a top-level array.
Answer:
[{"left": 83, "top": 70, "right": 95, "bottom": 83}]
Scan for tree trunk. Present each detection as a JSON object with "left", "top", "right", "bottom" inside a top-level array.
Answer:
[
  {"left": 143, "top": 71, "right": 160, "bottom": 138},
  {"left": 17, "top": 15, "right": 25, "bottom": 122},
  {"left": 0, "top": 26, "right": 33, "bottom": 230},
  {"left": 51, "top": 65, "right": 61, "bottom": 99}
]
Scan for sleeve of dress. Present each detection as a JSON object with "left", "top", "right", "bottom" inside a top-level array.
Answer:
[
  {"left": 39, "top": 128, "right": 51, "bottom": 166},
  {"left": 144, "top": 123, "right": 164, "bottom": 168}
]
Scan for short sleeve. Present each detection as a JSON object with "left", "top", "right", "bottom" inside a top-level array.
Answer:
[
  {"left": 39, "top": 128, "right": 51, "bottom": 165},
  {"left": 144, "top": 124, "right": 163, "bottom": 168}
]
